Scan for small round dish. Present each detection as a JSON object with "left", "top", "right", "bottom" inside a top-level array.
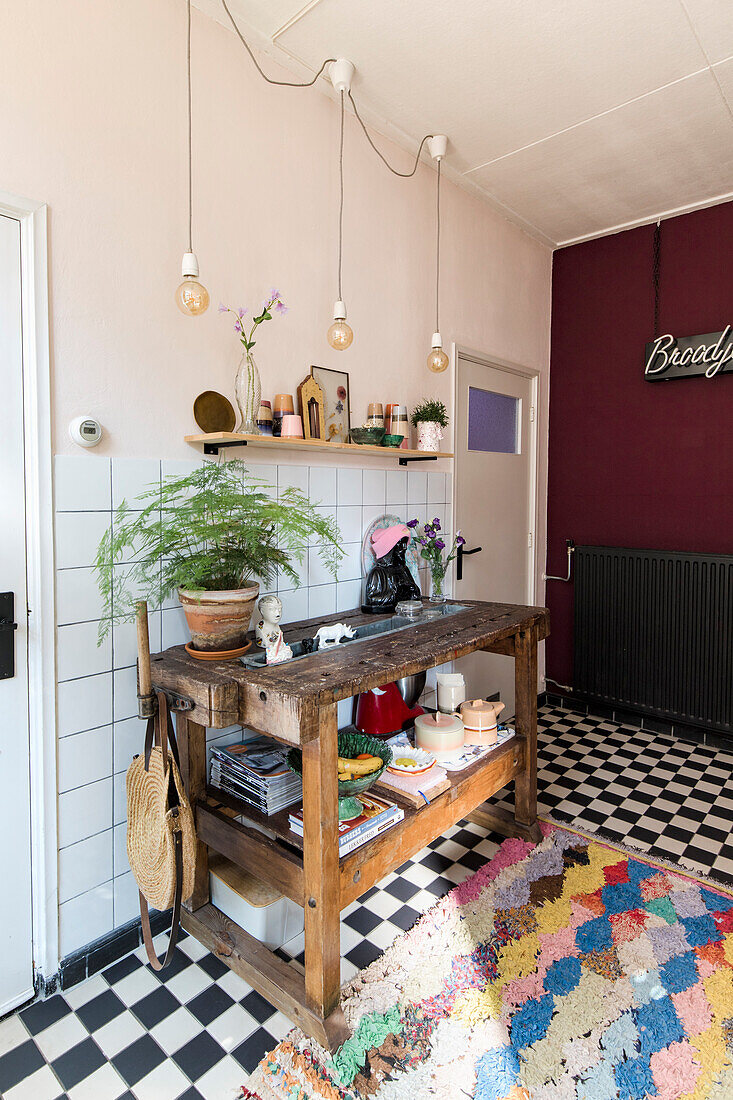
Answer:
[
  {"left": 387, "top": 747, "right": 435, "bottom": 775},
  {"left": 185, "top": 641, "right": 251, "bottom": 661},
  {"left": 381, "top": 434, "right": 404, "bottom": 448}
]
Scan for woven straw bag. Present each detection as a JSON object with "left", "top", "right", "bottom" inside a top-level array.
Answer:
[{"left": 127, "top": 691, "right": 197, "bottom": 969}]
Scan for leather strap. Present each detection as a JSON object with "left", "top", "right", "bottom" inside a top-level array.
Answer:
[
  {"left": 139, "top": 821, "right": 184, "bottom": 971},
  {"left": 139, "top": 690, "right": 186, "bottom": 971}
]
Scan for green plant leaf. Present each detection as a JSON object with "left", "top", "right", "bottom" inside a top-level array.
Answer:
[{"left": 93, "top": 461, "right": 343, "bottom": 644}]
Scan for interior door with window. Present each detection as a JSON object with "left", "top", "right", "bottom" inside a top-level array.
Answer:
[
  {"left": 453, "top": 354, "right": 537, "bottom": 716},
  {"left": 0, "top": 212, "right": 34, "bottom": 1012}
]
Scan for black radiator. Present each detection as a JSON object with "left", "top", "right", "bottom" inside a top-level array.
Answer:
[{"left": 573, "top": 546, "right": 733, "bottom": 736}]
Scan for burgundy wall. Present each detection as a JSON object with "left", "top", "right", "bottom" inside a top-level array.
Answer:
[{"left": 546, "top": 201, "right": 733, "bottom": 685}]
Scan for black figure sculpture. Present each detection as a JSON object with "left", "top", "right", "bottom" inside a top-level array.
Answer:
[{"left": 362, "top": 525, "right": 421, "bottom": 613}]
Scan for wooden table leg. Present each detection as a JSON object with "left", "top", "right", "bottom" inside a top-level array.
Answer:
[
  {"left": 513, "top": 626, "right": 542, "bottom": 843},
  {"left": 302, "top": 702, "right": 341, "bottom": 1019},
  {"left": 176, "top": 713, "right": 210, "bottom": 911}
]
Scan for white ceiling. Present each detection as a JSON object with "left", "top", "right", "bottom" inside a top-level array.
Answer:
[{"left": 196, "top": 0, "right": 733, "bottom": 247}]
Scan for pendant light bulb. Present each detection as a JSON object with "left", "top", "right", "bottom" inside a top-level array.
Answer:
[
  {"left": 327, "top": 300, "right": 353, "bottom": 351},
  {"left": 427, "top": 331, "right": 449, "bottom": 374},
  {"left": 175, "top": 252, "right": 209, "bottom": 316}
]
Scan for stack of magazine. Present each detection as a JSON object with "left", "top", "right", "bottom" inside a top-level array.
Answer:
[
  {"left": 289, "top": 792, "right": 403, "bottom": 856},
  {"left": 210, "top": 737, "right": 302, "bottom": 816}
]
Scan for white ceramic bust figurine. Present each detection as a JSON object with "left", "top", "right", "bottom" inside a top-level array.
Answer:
[{"left": 255, "top": 594, "right": 283, "bottom": 648}]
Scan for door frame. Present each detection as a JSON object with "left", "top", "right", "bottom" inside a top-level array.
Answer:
[
  {"left": 451, "top": 343, "right": 541, "bottom": 605},
  {"left": 0, "top": 190, "right": 58, "bottom": 995}
]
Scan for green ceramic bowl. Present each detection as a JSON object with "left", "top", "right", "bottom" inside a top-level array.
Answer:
[
  {"left": 288, "top": 731, "right": 392, "bottom": 820},
  {"left": 381, "top": 434, "right": 404, "bottom": 448},
  {"left": 350, "top": 426, "right": 386, "bottom": 446}
]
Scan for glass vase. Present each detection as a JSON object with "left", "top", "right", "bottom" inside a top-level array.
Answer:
[
  {"left": 234, "top": 348, "right": 261, "bottom": 434},
  {"left": 429, "top": 561, "right": 448, "bottom": 603}
]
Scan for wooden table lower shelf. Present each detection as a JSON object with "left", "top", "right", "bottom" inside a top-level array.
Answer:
[{"left": 153, "top": 599, "right": 549, "bottom": 1050}]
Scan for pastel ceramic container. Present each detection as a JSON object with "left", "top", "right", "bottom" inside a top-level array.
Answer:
[
  {"left": 280, "top": 413, "right": 304, "bottom": 438},
  {"left": 460, "top": 699, "right": 505, "bottom": 746},
  {"left": 257, "top": 401, "right": 273, "bottom": 436},
  {"left": 273, "top": 394, "right": 294, "bottom": 415},
  {"left": 436, "top": 672, "right": 466, "bottom": 714},
  {"left": 391, "top": 405, "right": 409, "bottom": 449},
  {"left": 414, "top": 711, "right": 465, "bottom": 760}
]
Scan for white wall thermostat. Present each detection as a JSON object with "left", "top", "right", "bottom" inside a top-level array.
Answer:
[{"left": 69, "top": 416, "right": 103, "bottom": 448}]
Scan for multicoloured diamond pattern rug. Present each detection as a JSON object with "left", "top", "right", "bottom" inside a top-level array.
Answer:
[{"left": 244, "top": 825, "right": 733, "bottom": 1099}]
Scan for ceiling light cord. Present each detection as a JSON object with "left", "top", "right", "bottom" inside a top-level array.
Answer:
[
  {"left": 186, "top": 0, "right": 193, "bottom": 253},
  {"left": 220, "top": 0, "right": 335, "bottom": 86},
  {"left": 653, "top": 219, "right": 661, "bottom": 339},
  {"left": 338, "top": 89, "right": 345, "bottom": 303},
  {"left": 348, "top": 90, "right": 433, "bottom": 178},
  {"left": 435, "top": 157, "right": 441, "bottom": 333}
]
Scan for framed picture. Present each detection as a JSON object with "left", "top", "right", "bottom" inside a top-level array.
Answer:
[{"left": 310, "top": 365, "right": 351, "bottom": 443}]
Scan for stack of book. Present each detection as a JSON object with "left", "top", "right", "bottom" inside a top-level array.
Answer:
[
  {"left": 210, "top": 737, "right": 302, "bottom": 815},
  {"left": 289, "top": 792, "right": 404, "bottom": 856}
]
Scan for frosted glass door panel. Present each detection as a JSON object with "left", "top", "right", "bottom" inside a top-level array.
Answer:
[{"left": 467, "top": 387, "right": 519, "bottom": 454}]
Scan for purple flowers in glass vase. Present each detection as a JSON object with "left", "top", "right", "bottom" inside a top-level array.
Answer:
[
  {"left": 406, "top": 519, "right": 465, "bottom": 604},
  {"left": 220, "top": 290, "right": 288, "bottom": 434}
]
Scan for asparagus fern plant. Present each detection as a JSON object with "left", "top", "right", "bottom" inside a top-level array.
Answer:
[{"left": 94, "top": 459, "right": 342, "bottom": 641}]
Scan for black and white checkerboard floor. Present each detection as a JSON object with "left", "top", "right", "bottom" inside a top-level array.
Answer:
[{"left": 2, "top": 705, "right": 731, "bottom": 1099}]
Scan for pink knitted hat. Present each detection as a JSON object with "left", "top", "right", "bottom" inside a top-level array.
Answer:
[{"left": 371, "top": 524, "right": 411, "bottom": 560}]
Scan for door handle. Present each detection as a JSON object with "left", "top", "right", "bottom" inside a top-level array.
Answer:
[
  {"left": 456, "top": 544, "right": 482, "bottom": 581},
  {"left": 0, "top": 592, "right": 17, "bottom": 680}
]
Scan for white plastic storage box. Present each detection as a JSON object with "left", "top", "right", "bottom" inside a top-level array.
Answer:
[{"left": 209, "top": 854, "right": 304, "bottom": 950}]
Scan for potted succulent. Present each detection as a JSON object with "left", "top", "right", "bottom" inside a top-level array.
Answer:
[
  {"left": 94, "top": 460, "right": 341, "bottom": 653},
  {"left": 411, "top": 398, "right": 448, "bottom": 452}
]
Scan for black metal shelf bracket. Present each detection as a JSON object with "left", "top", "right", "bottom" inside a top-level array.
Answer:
[
  {"left": 398, "top": 454, "right": 438, "bottom": 466},
  {"left": 203, "top": 440, "right": 247, "bottom": 456}
]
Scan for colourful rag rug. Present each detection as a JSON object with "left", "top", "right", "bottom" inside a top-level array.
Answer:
[{"left": 243, "top": 825, "right": 733, "bottom": 1099}]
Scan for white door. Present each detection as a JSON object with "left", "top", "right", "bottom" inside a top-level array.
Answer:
[
  {"left": 0, "top": 212, "right": 34, "bottom": 1012},
  {"left": 453, "top": 354, "right": 537, "bottom": 716}
]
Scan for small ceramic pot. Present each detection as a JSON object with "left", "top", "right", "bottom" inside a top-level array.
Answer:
[
  {"left": 437, "top": 672, "right": 466, "bottom": 714},
  {"left": 414, "top": 711, "right": 465, "bottom": 760},
  {"left": 178, "top": 584, "right": 259, "bottom": 652},
  {"left": 273, "top": 394, "right": 294, "bottom": 415},
  {"left": 391, "top": 405, "right": 409, "bottom": 449},
  {"left": 281, "top": 414, "right": 304, "bottom": 438},
  {"left": 460, "top": 699, "right": 505, "bottom": 746},
  {"left": 416, "top": 420, "right": 444, "bottom": 452}
]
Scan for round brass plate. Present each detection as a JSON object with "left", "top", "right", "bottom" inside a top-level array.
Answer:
[{"left": 193, "top": 390, "right": 236, "bottom": 433}]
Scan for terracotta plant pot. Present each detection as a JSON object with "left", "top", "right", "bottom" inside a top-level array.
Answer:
[{"left": 178, "top": 584, "right": 260, "bottom": 652}]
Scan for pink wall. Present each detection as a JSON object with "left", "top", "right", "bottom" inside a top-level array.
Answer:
[{"left": 0, "top": 0, "right": 551, "bottom": 459}]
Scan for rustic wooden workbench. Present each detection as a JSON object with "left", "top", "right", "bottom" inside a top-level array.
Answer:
[{"left": 150, "top": 599, "right": 549, "bottom": 1049}]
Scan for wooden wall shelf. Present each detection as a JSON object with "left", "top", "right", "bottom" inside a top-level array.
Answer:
[{"left": 185, "top": 431, "right": 453, "bottom": 464}]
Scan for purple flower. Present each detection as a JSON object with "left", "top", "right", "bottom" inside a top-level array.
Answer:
[
  {"left": 435, "top": 539, "right": 445, "bottom": 550},
  {"left": 275, "top": 300, "right": 289, "bottom": 314},
  {"left": 419, "top": 537, "right": 427, "bottom": 546},
  {"left": 456, "top": 535, "right": 466, "bottom": 546},
  {"left": 234, "top": 320, "right": 242, "bottom": 334},
  {"left": 269, "top": 288, "right": 281, "bottom": 300},
  {"left": 218, "top": 302, "right": 228, "bottom": 313},
  {"left": 433, "top": 518, "right": 441, "bottom": 529},
  {"left": 237, "top": 307, "right": 247, "bottom": 318},
  {"left": 406, "top": 519, "right": 418, "bottom": 528},
  {"left": 424, "top": 525, "right": 434, "bottom": 536}
]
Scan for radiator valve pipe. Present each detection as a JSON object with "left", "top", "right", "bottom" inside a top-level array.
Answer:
[{"left": 543, "top": 539, "right": 575, "bottom": 582}]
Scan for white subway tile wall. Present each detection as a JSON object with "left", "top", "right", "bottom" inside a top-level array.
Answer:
[{"left": 53, "top": 455, "right": 452, "bottom": 956}]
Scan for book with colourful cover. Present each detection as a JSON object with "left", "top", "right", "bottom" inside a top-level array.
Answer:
[{"left": 289, "top": 791, "right": 403, "bottom": 853}]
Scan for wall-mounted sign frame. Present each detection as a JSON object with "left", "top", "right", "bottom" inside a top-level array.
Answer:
[{"left": 645, "top": 326, "right": 733, "bottom": 381}]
